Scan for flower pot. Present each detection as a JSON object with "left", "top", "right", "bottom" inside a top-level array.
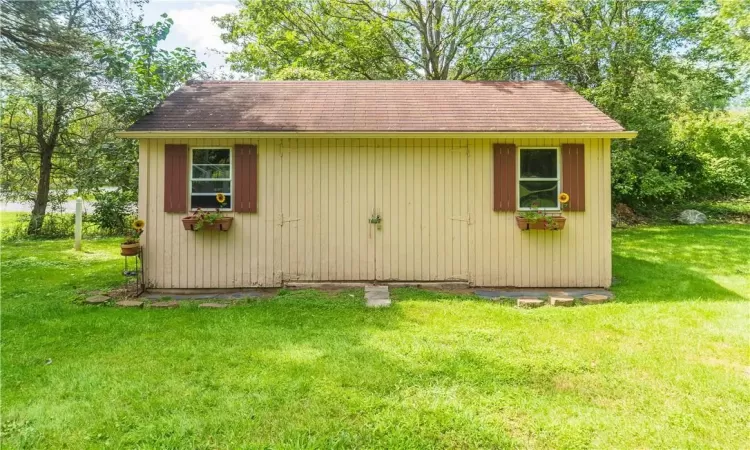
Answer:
[
  {"left": 181, "top": 216, "right": 233, "bottom": 231},
  {"left": 120, "top": 242, "right": 140, "bottom": 256},
  {"left": 515, "top": 216, "right": 566, "bottom": 231}
]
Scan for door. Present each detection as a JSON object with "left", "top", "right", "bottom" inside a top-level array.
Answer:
[
  {"left": 281, "top": 138, "right": 469, "bottom": 282},
  {"left": 374, "top": 139, "right": 470, "bottom": 281},
  {"left": 280, "top": 138, "right": 376, "bottom": 282}
]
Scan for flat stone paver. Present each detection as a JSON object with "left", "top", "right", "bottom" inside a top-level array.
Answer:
[
  {"left": 581, "top": 294, "right": 609, "bottom": 305},
  {"left": 199, "top": 303, "right": 229, "bottom": 309},
  {"left": 476, "top": 288, "right": 613, "bottom": 300},
  {"left": 84, "top": 295, "right": 110, "bottom": 305},
  {"left": 550, "top": 296, "right": 575, "bottom": 307},
  {"left": 116, "top": 300, "right": 143, "bottom": 308},
  {"left": 151, "top": 301, "right": 179, "bottom": 309},
  {"left": 517, "top": 297, "right": 545, "bottom": 308},
  {"left": 365, "top": 285, "right": 391, "bottom": 307}
]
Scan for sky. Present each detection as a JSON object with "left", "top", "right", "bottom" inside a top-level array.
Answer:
[{"left": 140, "top": 0, "right": 240, "bottom": 76}]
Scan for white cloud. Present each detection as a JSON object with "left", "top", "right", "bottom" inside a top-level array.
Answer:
[{"left": 142, "top": 1, "right": 239, "bottom": 72}]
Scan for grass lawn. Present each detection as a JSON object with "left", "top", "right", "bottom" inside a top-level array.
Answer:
[{"left": 1, "top": 226, "right": 748, "bottom": 448}]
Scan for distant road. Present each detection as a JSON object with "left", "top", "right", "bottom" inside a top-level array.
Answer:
[
  {"left": 0, "top": 188, "right": 116, "bottom": 213},
  {"left": 1, "top": 198, "right": 96, "bottom": 214}
]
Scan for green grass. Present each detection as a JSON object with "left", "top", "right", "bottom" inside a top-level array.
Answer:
[{"left": 1, "top": 227, "right": 748, "bottom": 448}]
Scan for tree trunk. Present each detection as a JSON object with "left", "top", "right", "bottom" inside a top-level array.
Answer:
[
  {"left": 27, "top": 146, "right": 53, "bottom": 235},
  {"left": 28, "top": 99, "right": 63, "bottom": 235}
]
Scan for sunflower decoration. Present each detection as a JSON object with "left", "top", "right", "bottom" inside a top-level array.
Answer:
[
  {"left": 559, "top": 192, "right": 570, "bottom": 205},
  {"left": 126, "top": 218, "right": 145, "bottom": 242},
  {"left": 215, "top": 193, "right": 226, "bottom": 206}
]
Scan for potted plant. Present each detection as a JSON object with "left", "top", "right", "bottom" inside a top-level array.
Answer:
[
  {"left": 516, "top": 194, "right": 569, "bottom": 231},
  {"left": 182, "top": 193, "right": 233, "bottom": 231},
  {"left": 121, "top": 218, "right": 144, "bottom": 256}
]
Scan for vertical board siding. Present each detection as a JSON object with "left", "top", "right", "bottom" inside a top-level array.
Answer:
[{"left": 140, "top": 136, "right": 612, "bottom": 289}]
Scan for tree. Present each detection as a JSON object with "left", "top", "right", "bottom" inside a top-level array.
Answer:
[
  {"left": 1, "top": 0, "right": 127, "bottom": 234},
  {"left": 216, "top": 0, "right": 530, "bottom": 80},
  {"left": 1, "top": 2, "right": 203, "bottom": 235}
]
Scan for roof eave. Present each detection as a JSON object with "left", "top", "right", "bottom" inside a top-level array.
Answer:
[{"left": 116, "top": 130, "right": 638, "bottom": 139}]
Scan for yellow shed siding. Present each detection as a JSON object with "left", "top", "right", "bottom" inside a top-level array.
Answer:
[{"left": 138, "top": 136, "right": 612, "bottom": 289}]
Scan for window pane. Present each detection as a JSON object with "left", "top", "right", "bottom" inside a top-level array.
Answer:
[
  {"left": 191, "top": 195, "right": 232, "bottom": 209},
  {"left": 193, "top": 149, "right": 230, "bottom": 165},
  {"left": 520, "top": 149, "right": 557, "bottom": 178},
  {"left": 191, "top": 180, "right": 230, "bottom": 194},
  {"left": 519, "top": 181, "right": 558, "bottom": 208},
  {"left": 192, "top": 164, "right": 230, "bottom": 179}
]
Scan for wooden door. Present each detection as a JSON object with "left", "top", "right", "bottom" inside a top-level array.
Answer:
[{"left": 374, "top": 139, "right": 470, "bottom": 281}]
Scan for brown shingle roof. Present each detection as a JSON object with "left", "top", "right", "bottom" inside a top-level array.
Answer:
[{"left": 127, "top": 80, "right": 625, "bottom": 133}]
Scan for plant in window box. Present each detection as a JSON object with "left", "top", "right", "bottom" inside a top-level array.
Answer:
[
  {"left": 181, "top": 193, "right": 233, "bottom": 231},
  {"left": 516, "top": 194, "right": 569, "bottom": 231},
  {"left": 121, "top": 219, "right": 145, "bottom": 255}
]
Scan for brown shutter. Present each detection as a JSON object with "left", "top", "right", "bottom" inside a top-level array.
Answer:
[
  {"left": 562, "top": 143, "right": 585, "bottom": 211},
  {"left": 493, "top": 143, "right": 517, "bottom": 211},
  {"left": 234, "top": 144, "right": 258, "bottom": 213},
  {"left": 164, "top": 144, "right": 188, "bottom": 213}
]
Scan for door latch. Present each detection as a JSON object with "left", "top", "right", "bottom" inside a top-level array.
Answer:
[{"left": 369, "top": 210, "right": 382, "bottom": 230}]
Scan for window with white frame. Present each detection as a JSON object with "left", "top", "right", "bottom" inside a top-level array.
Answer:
[
  {"left": 518, "top": 148, "right": 560, "bottom": 209},
  {"left": 190, "top": 148, "right": 232, "bottom": 209}
]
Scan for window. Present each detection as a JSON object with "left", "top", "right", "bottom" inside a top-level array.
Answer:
[
  {"left": 518, "top": 148, "right": 559, "bottom": 209},
  {"left": 190, "top": 148, "right": 231, "bottom": 209}
]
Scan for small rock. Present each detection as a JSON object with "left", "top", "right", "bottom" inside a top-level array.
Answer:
[
  {"left": 517, "top": 297, "right": 545, "bottom": 308},
  {"left": 116, "top": 300, "right": 144, "bottom": 308},
  {"left": 151, "top": 301, "right": 179, "bottom": 309},
  {"left": 581, "top": 294, "right": 609, "bottom": 305},
  {"left": 677, "top": 209, "right": 707, "bottom": 225},
  {"left": 550, "top": 296, "right": 575, "bottom": 307},
  {"left": 84, "top": 295, "right": 110, "bottom": 305},
  {"left": 199, "top": 303, "right": 229, "bottom": 309}
]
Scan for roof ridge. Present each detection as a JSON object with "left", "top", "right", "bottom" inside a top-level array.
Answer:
[{"left": 186, "top": 79, "right": 567, "bottom": 84}]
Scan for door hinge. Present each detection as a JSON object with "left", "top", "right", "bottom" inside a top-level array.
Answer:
[
  {"left": 278, "top": 214, "right": 300, "bottom": 227},
  {"left": 450, "top": 215, "right": 472, "bottom": 225}
]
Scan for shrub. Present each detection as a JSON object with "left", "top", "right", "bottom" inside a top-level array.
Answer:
[
  {"left": 90, "top": 190, "right": 136, "bottom": 235},
  {"left": 1, "top": 213, "right": 88, "bottom": 241}
]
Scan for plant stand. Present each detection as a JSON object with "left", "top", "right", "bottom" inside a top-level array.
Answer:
[{"left": 122, "top": 247, "right": 145, "bottom": 296}]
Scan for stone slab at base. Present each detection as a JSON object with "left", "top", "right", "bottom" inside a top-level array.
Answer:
[
  {"left": 85, "top": 295, "right": 110, "bottom": 305},
  {"left": 116, "top": 300, "right": 144, "bottom": 308},
  {"left": 151, "top": 301, "right": 179, "bottom": 309},
  {"left": 550, "top": 296, "right": 575, "bottom": 307},
  {"left": 365, "top": 285, "right": 391, "bottom": 307},
  {"left": 199, "top": 303, "right": 229, "bottom": 309},
  {"left": 581, "top": 294, "right": 609, "bottom": 305},
  {"left": 517, "top": 298, "right": 545, "bottom": 308}
]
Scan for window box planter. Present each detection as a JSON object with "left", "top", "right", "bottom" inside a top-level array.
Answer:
[
  {"left": 181, "top": 216, "right": 233, "bottom": 231},
  {"left": 515, "top": 215, "right": 566, "bottom": 231}
]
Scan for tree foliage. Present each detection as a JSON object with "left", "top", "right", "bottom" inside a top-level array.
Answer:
[
  {"left": 216, "top": 0, "right": 531, "bottom": 80},
  {"left": 96, "top": 14, "right": 205, "bottom": 123}
]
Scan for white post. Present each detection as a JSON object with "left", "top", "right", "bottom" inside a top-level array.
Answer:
[{"left": 74, "top": 197, "right": 83, "bottom": 251}]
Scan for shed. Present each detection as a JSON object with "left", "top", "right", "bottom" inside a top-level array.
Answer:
[{"left": 118, "top": 80, "right": 636, "bottom": 289}]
